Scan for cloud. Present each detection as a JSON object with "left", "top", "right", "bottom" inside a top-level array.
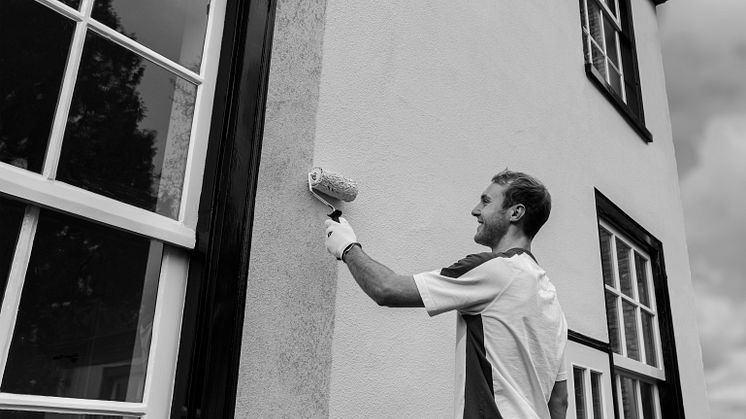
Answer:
[
  {"left": 659, "top": 0, "right": 746, "bottom": 175},
  {"left": 659, "top": 2, "right": 746, "bottom": 417},
  {"left": 679, "top": 116, "right": 746, "bottom": 418},
  {"left": 680, "top": 117, "right": 746, "bottom": 299}
]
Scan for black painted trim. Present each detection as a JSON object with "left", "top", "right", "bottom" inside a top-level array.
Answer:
[
  {"left": 568, "top": 329, "right": 610, "bottom": 353},
  {"left": 170, "top": 0, "right": 277, "bottom": 417},
  {"left": 594, "top": 190, "right": 686, "bottom": 419},
  {"left": 585, "top": 64, "right": 653, "bottom": 143}
]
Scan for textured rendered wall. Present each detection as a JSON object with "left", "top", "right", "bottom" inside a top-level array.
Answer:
[
  {"left": 237, "top": 0, "right": 708, "bottom": 417},
  {"left": 310, "top": 0, "right": 708, "bottom": 418},
  {"left": 234, "top": 0, "right": 334, "bottom": 417}
]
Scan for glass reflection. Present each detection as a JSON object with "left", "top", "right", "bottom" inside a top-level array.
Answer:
[
  {"left": 599, "top": 227, "right": 614, "bottom": 286},
  {"left": 634, "top": 252, "right": 650, "bottom": 306},
  {"left": 603, "top": 17, "right": 618, "bottom": 66},
  {"left": 573, "top": 367, "right": 586, "bottom": 419},
  {"left": 1, "top": 208, "right": 162, "bottom": 402},
  {"left": 642, "top": 312, "right": 658, "bottom": 367},
  {"left": 0, "top": 196, "right": 26, "bottom": 303},
  {"left": 590, "top": 372, "right": 603, "bottom": 419},
  {"left": 0, "top": 0, "right": 75, "bottom": 172},
  {"left": 57, "top": 31, "right": 197, "bottom": 219},
  {"left": 616, "top": 239, "right": 634, "bottom": 297},
  {"left": 640, "top": 382, "right": 656, "bottom": 418},
  {"left": 623, "top": 301, "right": 640, "bottom": 361},
  {"left": 620, "top": 376, "right": 639, "bottom": 419},
  {"left": 58, "top": 0, "right": 81, "bottom": 10},
  {"left": 92, "top": 0, "right": 209, "bottom": 72}
]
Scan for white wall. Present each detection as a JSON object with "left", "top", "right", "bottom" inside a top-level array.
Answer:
[{"left": 307, "top": 0, "right": 708, "bottom": 418}]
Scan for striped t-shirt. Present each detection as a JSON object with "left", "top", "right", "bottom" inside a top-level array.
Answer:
[{"left": 413, "top": 248, "right": 567, "bottom": 419}]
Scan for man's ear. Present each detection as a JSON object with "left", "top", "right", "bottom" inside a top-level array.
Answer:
[{"left": 509, "top": 204, "right": 526, "bottom": 222}]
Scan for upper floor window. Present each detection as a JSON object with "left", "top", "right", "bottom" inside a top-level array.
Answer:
[{"left": 579, "top": 0, "right": 652, "bottom": 142}]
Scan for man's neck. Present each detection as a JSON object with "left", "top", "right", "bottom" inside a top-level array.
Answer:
[{"left": 491, "top": 233, "right": 532, "bottom": 254}]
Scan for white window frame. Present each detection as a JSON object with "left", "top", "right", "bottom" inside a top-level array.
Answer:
[
  {"left": 614, "top": 372, "right": 662, "bottom": 419},
  {"left": 580, "top": 0, "right": 627, "bottom": 102},
  {"left": 0, "top": 0, "right": 227, "bottom": 416},
  {"left": 572, "top": 365, "right": 606, "bottom": 419},
  {"left": 0, "top": 0, "right": 226, "bottom": 249},
  {"left": 599, "top": 220, "right": 665, "bottom": 380},
  {"left": 598, "top": 219, "right": 666, "bottom": 419},
  {"left": 566, "top": 341, "right": 615, "bottom": 419}
]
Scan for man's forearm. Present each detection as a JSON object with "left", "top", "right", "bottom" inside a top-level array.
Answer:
[
  {"left": 548, "top": 380, "right": 568, "bottom": 419},
  {"left": 343, "top": 245, "right": 423, "bottom": 308}
]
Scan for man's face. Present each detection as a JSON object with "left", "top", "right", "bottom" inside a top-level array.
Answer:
[{"left": 472, "top": 183, "right": 510, "bottom": 248}]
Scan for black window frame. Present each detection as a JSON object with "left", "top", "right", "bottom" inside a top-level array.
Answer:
[
  {"left": 579, "top": 0, "right": 653, "bottom": 143},
  {"left": 590, "top": 189, "right": 685, "bottom": 418},
  {"left": 169, "top": 0, "right": 277, "bottom": 417}
]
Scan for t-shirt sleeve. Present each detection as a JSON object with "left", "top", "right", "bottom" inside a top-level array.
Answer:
[
  {"left": 555, "top": 347, "right": 568, "bottom": 382},
  {"left": 413, "top": 254, "right": 515, "bottom": 316}
]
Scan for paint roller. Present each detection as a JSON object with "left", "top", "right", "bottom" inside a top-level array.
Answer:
[{"left": 308, "top": 167, "right": 358, "bottom": 222}]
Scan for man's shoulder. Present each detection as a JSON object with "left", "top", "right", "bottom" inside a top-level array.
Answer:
[
  {"left": 440, "top": 252, "right": 499, "bottom": 278},
  {"left": 439, "top": 248, "right": 536, "bottom": 278}
]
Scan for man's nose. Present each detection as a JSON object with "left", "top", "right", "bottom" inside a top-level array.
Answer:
[{"left": 471, "top": 205, "right": 480, "bottom": 216}]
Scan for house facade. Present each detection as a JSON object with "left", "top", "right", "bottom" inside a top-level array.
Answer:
[{"left": 0, "top": 0, "right": 708, "bottom": 418}]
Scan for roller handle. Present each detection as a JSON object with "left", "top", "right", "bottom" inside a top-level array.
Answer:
[{"left": 328, "top": 209, "right": 342, "bottom": 222}]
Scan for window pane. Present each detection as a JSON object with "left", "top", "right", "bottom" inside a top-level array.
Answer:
[
  {"left": 574, "top": 367, "right": 587, "bottom": 419},
  {"left": 0, "top": 412, "right": 135, "bottom": 419},
  {"left": 620, "top": 376, "right": 639, "bottom": 419},
  {"left": 606, "top": 291, "right": 622, "bottom": 353},
  {"left": 640, "top": 382, "right": 656, "bottom": 419},
  {"left": 642, "top": 311, "right": 658, "bottom": 367},
  {"left": 91, "top": 0, "right": 210, "bottom": 72},
  {"left": 616, "top": 239, "right": 634, "bottom": 297},
  {"left": 0, "top": 196, "right": 26, "bottom": 302},
  {"left": 608, "top": 64, "right": 623, "bottom": 98},
  {"left": 623, "top": 300, "right": 641, "bottom": 361},
  {"left": 0, "top": 0, "right": 75, "bottom": 173},
  {"left": 599, "top": 227, "right": 615, "bottom": 286},
  {"left": 588, "top": 1, "right": 604, "bottom": 47},
  {"left": 635, "top": 252, "right": 650, "bottom": 306},
  {"left": 58, "top": 31, "right": 197, "bottom": 219},
  {"left": 58, "top": 0, "right": 81, "bottom": 9},
  {"left": 602, "top": 0, "right": 618, "bottom": 17},
  {"left": 604, "top": 17, "right": 619, "bottom": 67},
  {"left": 591, "top": 43, "right": 607, "bottom": 78},
  {"left": 1, "top": 208, "right": 162, "bottom": 402},
  {"left": 591, "top": 371, "right": 604, "bottom": 419}
]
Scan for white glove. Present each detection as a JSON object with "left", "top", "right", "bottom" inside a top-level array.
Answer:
[{"left": 325, "top": 217, "right": 358, "bottom": 260}]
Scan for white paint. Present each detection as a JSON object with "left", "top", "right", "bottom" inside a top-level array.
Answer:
[{"left": 304, "top": 0, "right": 708, "bottom": 417}]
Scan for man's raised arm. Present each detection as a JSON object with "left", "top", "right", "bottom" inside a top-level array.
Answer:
[{"left": 325, "top": 218, "right": 423, "bottom": 308}]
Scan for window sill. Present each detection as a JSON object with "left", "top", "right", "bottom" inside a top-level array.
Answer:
[{"left": 585, "top": 63, "right": 653, "bottom": 144}]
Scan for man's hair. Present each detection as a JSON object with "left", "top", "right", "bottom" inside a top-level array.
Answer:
[{"left": 491, "top": 169, "right": 551, "bottom": 239}]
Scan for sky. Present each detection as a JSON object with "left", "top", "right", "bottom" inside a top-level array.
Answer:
[{"left": 657, "top": 0, "right": 746, "bottom": 417}]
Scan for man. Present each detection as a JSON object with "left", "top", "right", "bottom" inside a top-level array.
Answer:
[{"left": 324, "top": 169, "right": 568, "bottom": 419}]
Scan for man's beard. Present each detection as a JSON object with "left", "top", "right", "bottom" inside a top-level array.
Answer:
[{"left": 474, "top": 214, "right": 509, "bottom": 249}]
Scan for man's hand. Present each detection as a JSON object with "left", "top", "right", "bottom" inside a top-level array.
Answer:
[{"left": 325, "top": 217, "right": 358, "bottom": 260}]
